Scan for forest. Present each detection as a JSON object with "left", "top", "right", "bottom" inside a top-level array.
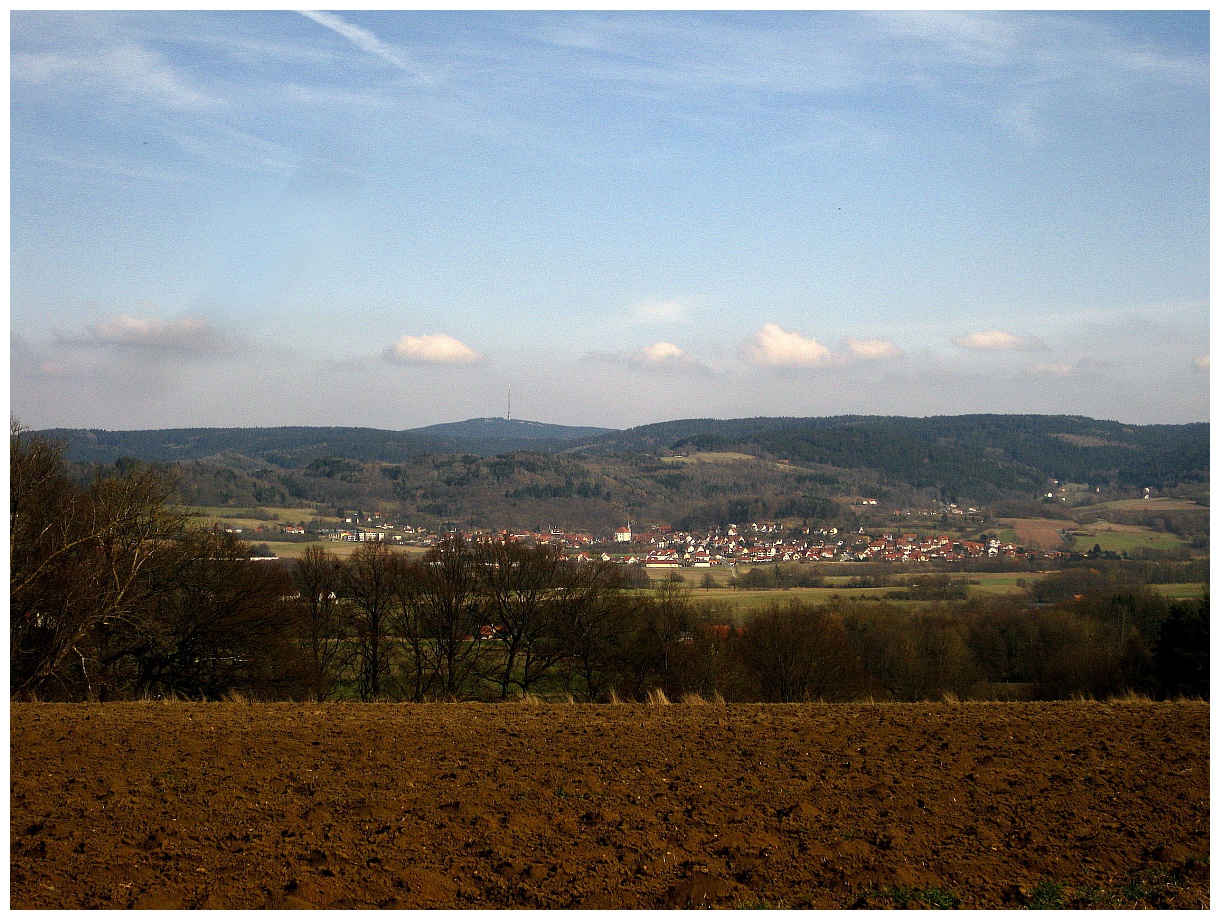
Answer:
[
  {"left": 38, "top": 414, "right": 1209, "bottom": 535},
  {"left": 12, "top": 425, "right": 1206, "bottom": 705}
]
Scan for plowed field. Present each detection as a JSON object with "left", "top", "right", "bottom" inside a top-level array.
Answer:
[{"left": 10, "top": 701, "right": 1209, "bottom": 909}]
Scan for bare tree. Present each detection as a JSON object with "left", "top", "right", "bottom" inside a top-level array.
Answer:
[
  {"left": 735, "top": 600, "right": 863, "bottom": 702},
  {"left": 412, "top": 534, "right": 489, "bottom": 700},
  {"left": 342, "top": 541, "right": 402, "bottom": 701},
  {"left": 291, "top": 544, "right": 347, "bottom": 701},
  {"left": 10, "top": 423, "right": 189, "bottom": 699},
  {"left": 474, "top": 539, "right": 567, "bottom": 699},
  {"left": 119, "top": 531, "right": 305, "bottom": 700},
  {"left": 555, "top": 561, "right": 641, "bottom": 701}
]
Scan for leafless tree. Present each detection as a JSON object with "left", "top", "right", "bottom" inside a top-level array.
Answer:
[
  {"left": 342, "top": 541, "right": 403, "bottom": 701},
  {"left": 735, "top": 600, "right": 863, "bottom": 702},
  {"left": 411, "top": 534, "right": 489, "bottom": 700},
  {"left": 120, "top": 531, "right": 305, "bottom": 699},
  {"left": 474, "top": 539, "right": 567, "bottom": 699},
  {"left": 10, "top": 422, "right": 189, "bottom": 699},
  {"left": 555, "top": 561, "right": 641, "bottom": 701},
  {"left": 291, "top": 544, "right": 347, "bottom": 701}
]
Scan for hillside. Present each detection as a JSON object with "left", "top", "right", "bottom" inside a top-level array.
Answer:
[
  {"left": 576, "top": 415, "right": 1210, "bottom": 501},
  {"left": 37, "top": 419, "right": 613, "bottom": 466},
  {"left": 39, "top": 415, "right": 1208, "bottom": 532},
  {"left": 412, "top": 418, "right": 613, "bottom": 441}
]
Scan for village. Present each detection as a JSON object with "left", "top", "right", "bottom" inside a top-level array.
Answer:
[{"left": 280, "top": 510, "right": 1061, "bottom": 568}]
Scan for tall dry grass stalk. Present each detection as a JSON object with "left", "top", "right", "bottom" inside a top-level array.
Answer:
[
  {"left": 1110, "top": 690, "right": 1155, "bottom": 704},
  {"left": 645, "top": 688, "right": 671, "bottom": 706}
]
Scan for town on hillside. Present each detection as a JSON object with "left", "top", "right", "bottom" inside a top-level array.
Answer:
[{"left": 266, "top": 510, "right": 1063, "bottom": 568}]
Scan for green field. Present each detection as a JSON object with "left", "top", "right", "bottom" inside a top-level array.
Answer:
[
  {"left": 253, "top": 540, "right": 430, "bottom": 560},
  {"left": 1071, "top": 527, "right": 1191, "bottom": 555},
  {"left": 660, "top": 451, "right": 760, "bottom": 464},
  {"left": 180, "top": 505, "right": 337, "bottom": 531},
  {"left": 1150, "top": 583, "right": 1209, "bottom": 600},
  {"left": 1082, "top": 498, "right": 1205, "bottom": 513}
]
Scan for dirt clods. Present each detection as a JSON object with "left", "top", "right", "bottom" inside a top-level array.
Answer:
[{"left": 10, "top": 701, "right": 1209, "bottom": 909}]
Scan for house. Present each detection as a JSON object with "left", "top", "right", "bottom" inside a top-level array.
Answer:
[{"left": 614, "top": 526, "right": 632, "bottom": 543}]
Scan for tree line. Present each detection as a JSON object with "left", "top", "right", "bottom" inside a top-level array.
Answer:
[{"left": 11, "top": 424, "right": 1207, "bottom": 703}]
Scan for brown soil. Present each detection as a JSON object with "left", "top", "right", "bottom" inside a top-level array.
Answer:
[
  {"left": 998, "top": 517, "right": 1070, "bottom": 550},
  {"left": 11, "top": 701, "right": 1209, "bottom": 909}
]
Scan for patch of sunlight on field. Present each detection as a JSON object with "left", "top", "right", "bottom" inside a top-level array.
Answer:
[
  {"left": 1084, "top": 498, "right": 1205, "bottom": 512},
  {"left": 660, "top": 451, "right": 760, "bottom": 464},
  {"left": 259, "top": 541, "right": 429, "bottom": 560},
  {"left": 1150, "top": 583, "right": 1209, "bottom": 599},
  {"left": 967, "top": 575, "right": 1034, "bottom": 596},
  {"left": 1074, "top": 527, "right": 1190, "bottom": 554},
  {"left": 181, "top": 506, "right": 337, "bottom": 530}
]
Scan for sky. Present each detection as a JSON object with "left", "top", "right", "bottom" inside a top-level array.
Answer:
[{"left": 10, "top": 9, "right": 1210, "bottom": 431}]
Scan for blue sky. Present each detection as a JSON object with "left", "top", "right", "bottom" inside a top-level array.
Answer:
[{"left": 10, "top": 10, "right": 1209, "bottom": 430}]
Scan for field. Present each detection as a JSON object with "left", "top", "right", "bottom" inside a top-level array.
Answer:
[
  {"left": 10, "top": 701, "right": 1209, "bottom": 909},
  {"left": 998, "top": 517, "right": 1070, "bottom": 550},
  {"left": 1068, "top": 523, "right": 1191, "bottom": 555},
  {"left": 661, "top": 451, "right": 765, "bottom": 465},
  {"left": 255, "top": 540, "right": 430, "bottom": 560},
  {"left": 182, "top": 506, "right": 332, "bottom": 531}
]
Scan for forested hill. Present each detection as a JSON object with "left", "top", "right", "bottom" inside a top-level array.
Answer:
[
  {"left": 36, "top": 419, "right": 611, "bottom": 466},
  {"left": 36, "top": 414, "right": 1208, "bottom": 528},
  {"left": 576, "top": 415, "right": 1209, "bottom": 500}
]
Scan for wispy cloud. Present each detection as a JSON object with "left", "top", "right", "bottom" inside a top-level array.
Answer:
[
  {"left": 744, "top": 324, "right": 847, "bottom": 368},
  {"left": 1028, "top": 362, "right": 1074, "bottom": 378},
  {"left": 845, "top": 337, "right": 902, "bottom": 359},
  {"left": 75, "top": 313, "right": 226, "bottom": 354},
  {"left": 384, "top": 333, "right": 482, "bottom": 365},
  {"left": 12, "top": 43, "right": 214, "bottom": 109},
  {"left": 953, "top": 330, "right": 1046, "bottom": 351},
  {"left": 629, "top": 298, "right": 693, "bottom": 324},
  {"left": 297, "top": 10, "right": 431, "bottom": 81}
]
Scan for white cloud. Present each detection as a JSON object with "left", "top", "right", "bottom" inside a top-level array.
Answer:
[
  {"left": 585, "top": 341, "right": 710, "bottom": 373},
  {"left": 297, "top": 10, "right": 431, "bottom": 81},
  {"left": 953, "top": 330, "right": 1045, "bottom": 351},
  {"left": 1194, "top": 354, "right": 1209, "bottom": 371},
  {"left": 638, "top": 341, "right": 685, "bottom": 363},
  {"left": 844, "top": 337, "right": 902, "bottom": 359},
  {"left": 385, "top": 333, "right": 482, "bottom": 365},
  {"left": 89, "top": 314, "right": 222, "bottom": 352},
  {"left": 745, "top": 323, "right": 846, "bottom": 368},
  {"left": 629, "top": 298, "right": 693, "bottom": 324}
]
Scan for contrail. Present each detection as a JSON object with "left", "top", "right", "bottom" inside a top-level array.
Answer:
[{"left": 298, "top": 10, "right": 430, "bottom": 81}]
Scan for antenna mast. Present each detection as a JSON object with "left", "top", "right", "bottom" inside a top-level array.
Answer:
[{"left": 507, "top": 385, "right": 512, "bottom": 421}]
